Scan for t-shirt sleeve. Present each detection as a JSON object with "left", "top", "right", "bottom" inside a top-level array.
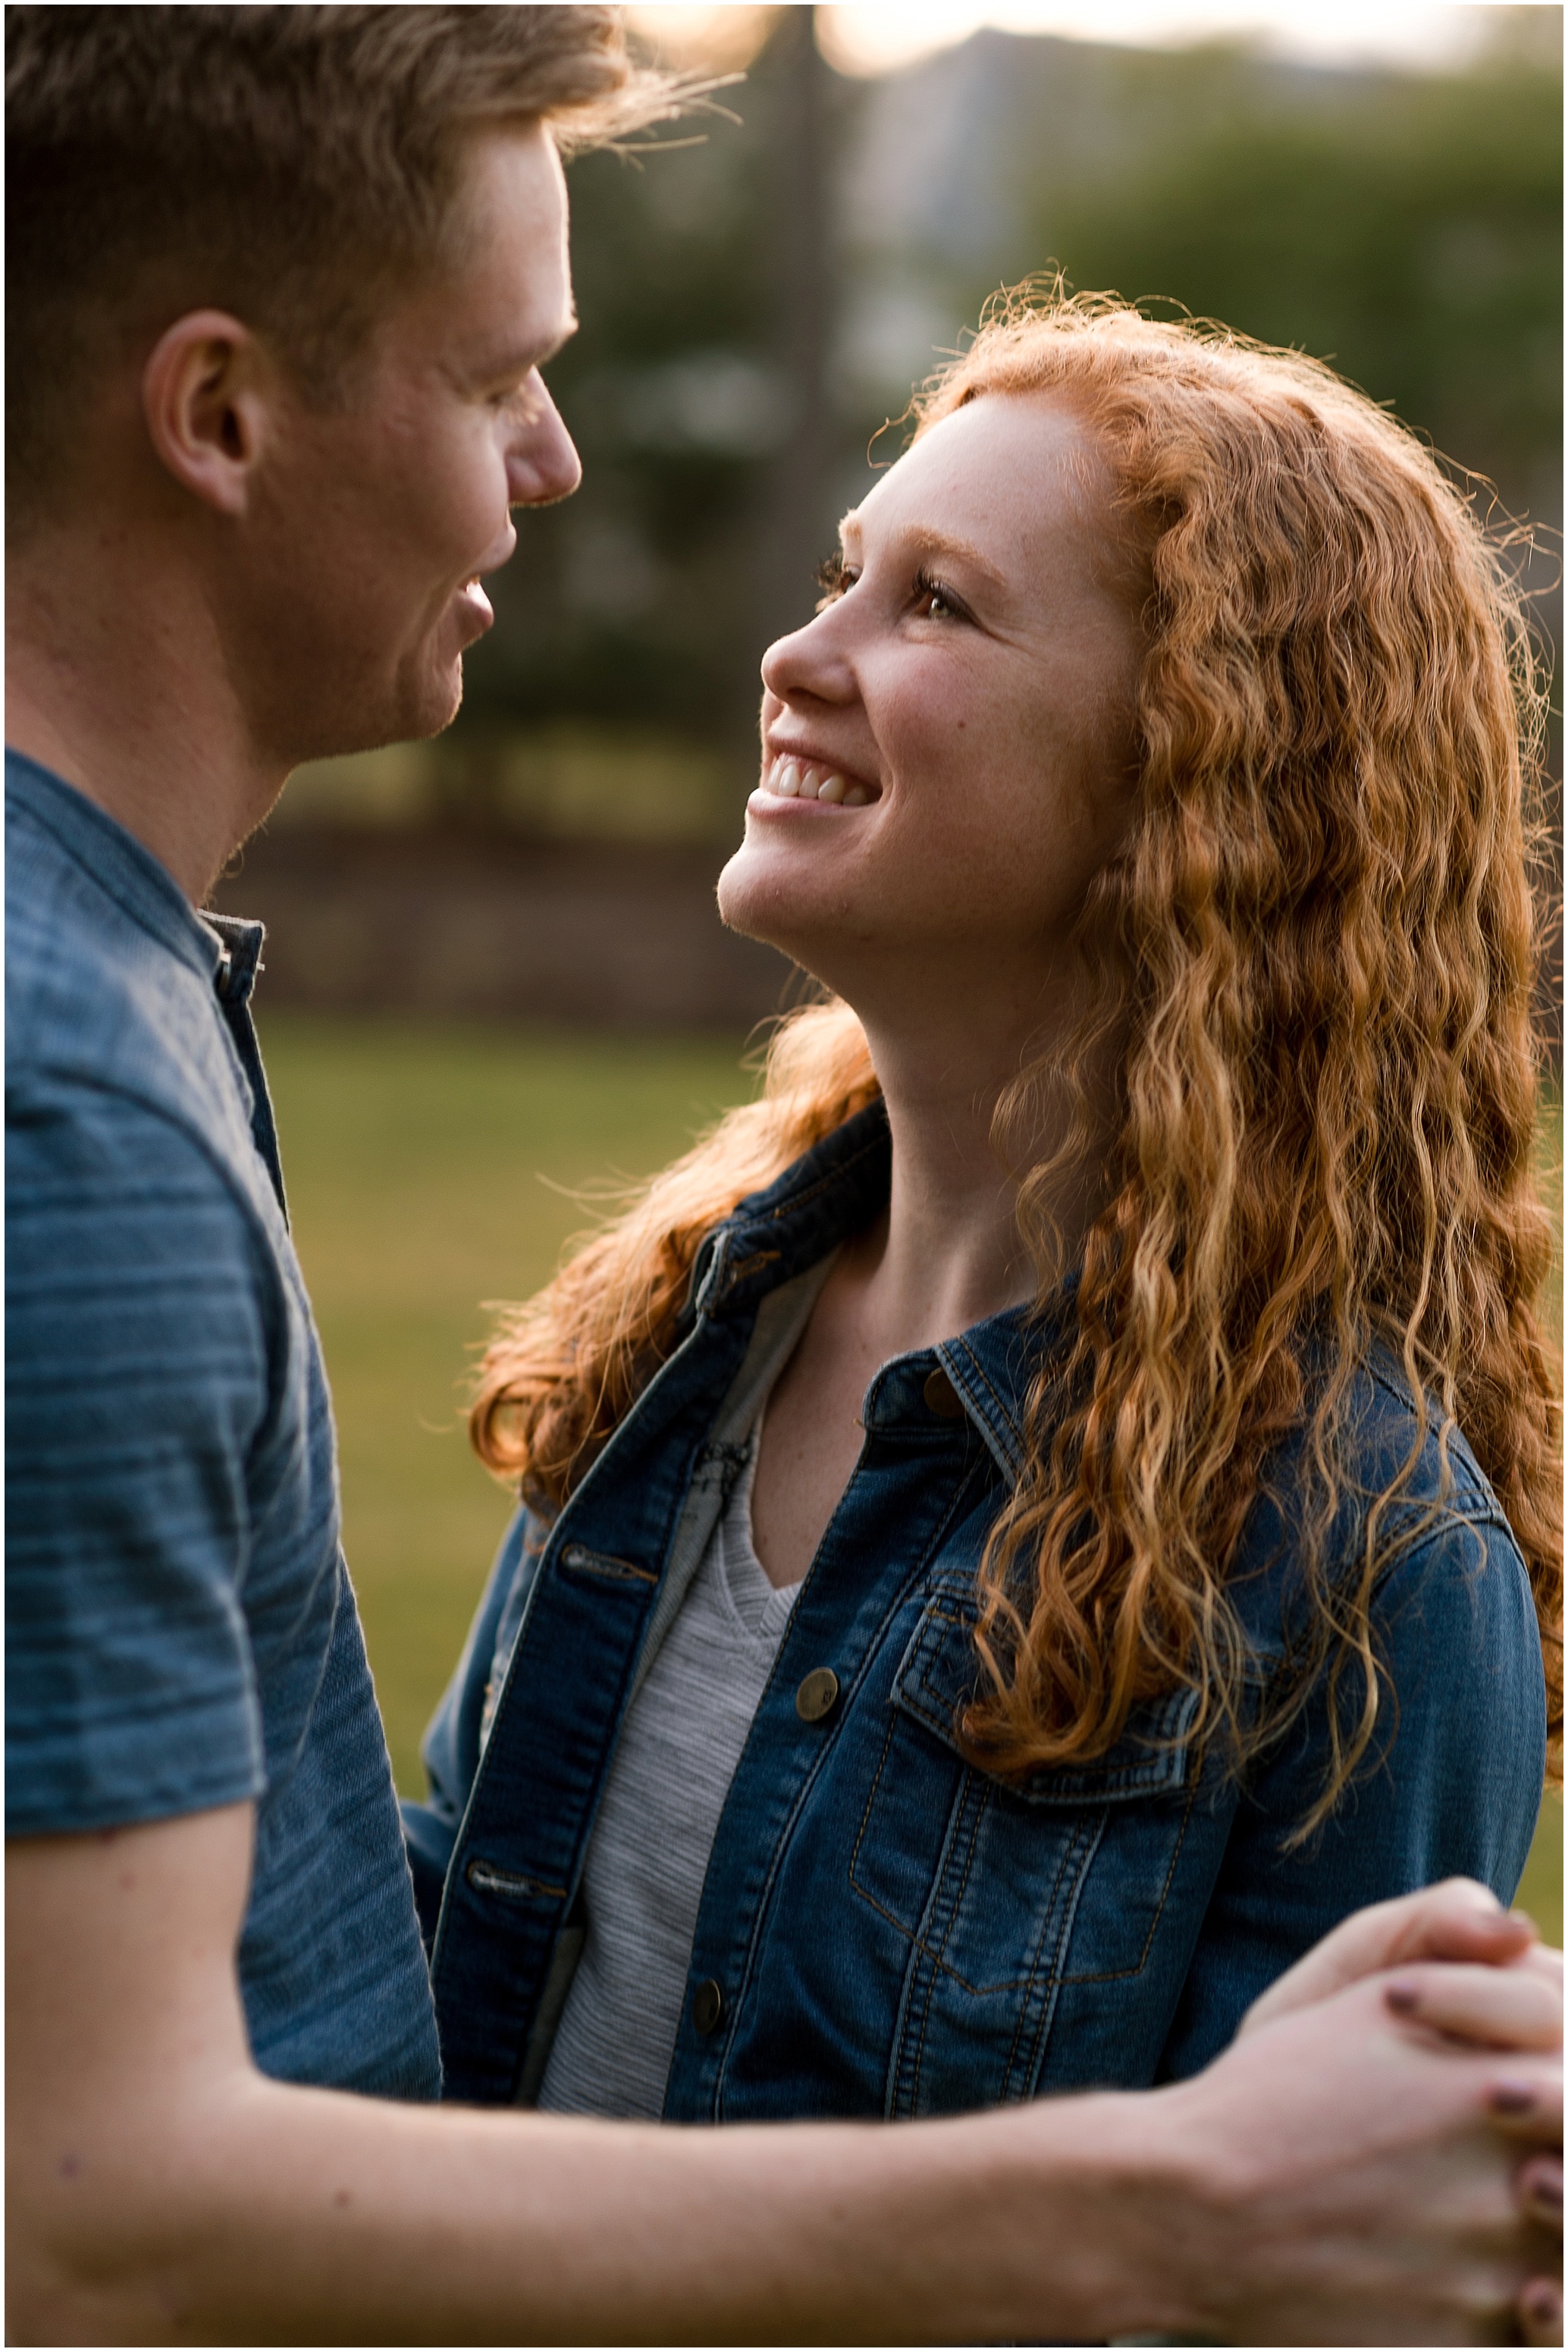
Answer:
[{"left": 6, "top": 1069, "right": 275, "bottom": 1835}]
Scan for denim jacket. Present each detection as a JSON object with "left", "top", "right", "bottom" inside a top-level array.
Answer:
[{"left": 404, "top": 1102, "right": 1545, "bottom": 2115}]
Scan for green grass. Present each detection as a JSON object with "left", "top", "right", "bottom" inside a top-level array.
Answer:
[
  {"left": 259, "top": 1016, "right": 760, "bottom": 1795},
  {"left": 261, "top": 1016, "right": 1563, "bottom": 1945},
  {"left": 1516, "top": 1794, "right": 1563, "bottom": 1946}
]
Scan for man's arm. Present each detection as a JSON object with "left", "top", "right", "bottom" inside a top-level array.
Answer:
[{"left": 8, "top": 1805, "right": 1559, "bottom": 2347}]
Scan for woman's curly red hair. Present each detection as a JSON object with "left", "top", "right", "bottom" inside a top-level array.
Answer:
[{"left": 472, "top": 289, "right": 1561, "bottom": 1824}]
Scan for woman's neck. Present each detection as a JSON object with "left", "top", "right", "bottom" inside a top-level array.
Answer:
[
  {"left": 748, "top": 986, "right": 1109, "bottom": 1590},
  {"left": 848, "top": 986, "right": 1107, "bottom": 1359}
]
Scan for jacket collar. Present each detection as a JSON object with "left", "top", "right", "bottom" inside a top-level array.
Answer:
[{"left": 692, "top": 1097, "right": 1077, "bottom": 1488}]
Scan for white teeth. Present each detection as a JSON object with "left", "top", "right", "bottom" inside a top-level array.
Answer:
[{"left": 763, "top": 756, "right": 876, "bottom": 807}]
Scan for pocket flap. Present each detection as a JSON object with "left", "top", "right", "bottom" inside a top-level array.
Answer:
[{"left": 891, "top": 1585, "right": 1199, "bottom": 1805}]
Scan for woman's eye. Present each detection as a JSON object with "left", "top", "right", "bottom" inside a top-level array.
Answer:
[
  {"left": 816, "top": 551, "right": 858, "bottom": 609},
  {"left": 914, "top": 570, "right": 961, "bottom": 621},
  {"left": 911, "top": 562, "right": 964, "bottom": 616}
]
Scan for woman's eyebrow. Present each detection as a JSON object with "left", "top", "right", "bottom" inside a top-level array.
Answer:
[
  {"left": 914, "top": 529, "right": 1008, "bottom": 589},
  {"left": 841, "top": 518, "right": 1009, "bottom": 593}
]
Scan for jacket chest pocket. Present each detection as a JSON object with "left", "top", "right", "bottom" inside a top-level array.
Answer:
[{"left": 850, "top": 1585, "right": 1200, "bottom": 2118}]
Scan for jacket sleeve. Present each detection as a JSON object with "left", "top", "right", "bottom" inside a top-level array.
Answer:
[
  {"left": 400, "top": 1505, "right": 541, "bottom": 1950},
  {"left": 1156, "top": 1507, "right": 1548, "bottom": 2081}
]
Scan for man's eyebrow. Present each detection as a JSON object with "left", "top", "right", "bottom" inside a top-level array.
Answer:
[
  {"left": 541, "top": 311, "right": 579, "bottom": 365},
  {"left": 482, "top": 312, "right": 579, "bottom": 378}
]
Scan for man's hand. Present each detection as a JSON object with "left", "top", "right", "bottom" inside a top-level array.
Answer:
[
  {"left": 1239, "top": 1877, "right": 1563, "bottom": 2343},
  {"left": 1140, "top": 1964, "right": 1562, "bottom": 2345}
]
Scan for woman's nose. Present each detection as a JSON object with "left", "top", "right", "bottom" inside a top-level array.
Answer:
[{"left": 760, "top": 605, "right": 850, "bottom": 707}]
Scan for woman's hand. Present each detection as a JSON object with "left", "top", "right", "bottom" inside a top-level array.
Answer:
[
  {"left": 1235, "top": 1878, "right": 1563, "bottom": 2344},
  {"left": 1514, "top": 2148, "right": 1563, "bottom": 2346},
  {"left": 1377, "top": 1952, "right": 1563, "bottom": 2343},
  {"left": 1240, "top": 1878, "right": 1552, "bottom": 2037}
]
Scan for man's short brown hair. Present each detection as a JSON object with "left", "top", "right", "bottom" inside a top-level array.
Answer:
[{"left": 5, "top": 5, "right": 674, "bottom": 516}]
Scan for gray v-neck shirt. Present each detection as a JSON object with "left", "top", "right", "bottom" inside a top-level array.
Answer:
[{"left": 534, "top": 1269, "right": 827, "bottom": 2120}]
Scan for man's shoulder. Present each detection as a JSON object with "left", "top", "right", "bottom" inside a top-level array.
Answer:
[
  {"left": 8, "top": 755, "right": 209, "bottom": 1054},
  {"left": 7, "top": 757, "right": 260, "bottom": 1196}
]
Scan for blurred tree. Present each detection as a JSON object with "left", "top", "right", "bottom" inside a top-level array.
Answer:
[{"left": 1022, "top": 45, "right": 1562, "bottom": 506}]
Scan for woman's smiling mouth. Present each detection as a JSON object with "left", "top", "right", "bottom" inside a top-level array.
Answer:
[{"left": 759, "top": 755, "right": 877, "bottom": 807}]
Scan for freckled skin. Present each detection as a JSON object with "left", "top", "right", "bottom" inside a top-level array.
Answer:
[{"left": 720, "top": 394, "right": 1142, "bottom": 1030}]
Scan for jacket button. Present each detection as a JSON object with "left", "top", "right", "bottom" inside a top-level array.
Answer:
[
  {"left": 795, "top": 1667, "right": 840, "bottom": 1723},
  {"left": 692, "top": 1977, "right": 725, "bottom": 2034},
  {"left": 923, "top": 1366, "right": 964, "bottom": 1419}
]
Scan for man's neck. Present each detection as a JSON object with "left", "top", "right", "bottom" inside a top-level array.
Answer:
[{"left": 6, "top": 522, "right": 287, "bottom": 905}]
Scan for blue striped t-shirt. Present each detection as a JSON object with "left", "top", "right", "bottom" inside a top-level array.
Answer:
[{"left": 5, "top": 751, "right": 441, "bottom": 2101}]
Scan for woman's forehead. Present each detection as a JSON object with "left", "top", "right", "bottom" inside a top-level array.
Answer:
[{"left": 843, "top": 394, "right": 1115, "bottom": 585}]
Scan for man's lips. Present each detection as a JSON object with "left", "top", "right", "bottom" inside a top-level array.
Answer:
[
  {"left": 453, "top": 575, "right": 494, "bottom": 632},
  {"left": 452, "top": 520, "right": 515, "bottom": 639}
]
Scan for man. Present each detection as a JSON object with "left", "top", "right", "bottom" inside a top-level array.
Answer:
[{"left": 6, "top": 8, "right": 1561, "bottom": 2341}]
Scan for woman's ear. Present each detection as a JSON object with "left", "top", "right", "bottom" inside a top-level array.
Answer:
[{"left": 140, "top": 310, "right": 278, "bottom": 517}]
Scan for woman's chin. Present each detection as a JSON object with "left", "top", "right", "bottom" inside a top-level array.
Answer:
[
  {"left": 717, "top": 833, "right": 907, "bottom": 1009},
  {"left": 716, "top": 841, "right": 831, "bottom": 961}
]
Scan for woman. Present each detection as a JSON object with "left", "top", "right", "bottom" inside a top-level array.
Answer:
[{"left": 406, "top": 293, "right": 1560, "bottom": 2122}]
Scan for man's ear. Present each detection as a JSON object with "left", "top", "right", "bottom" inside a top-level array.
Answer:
[{"left": 140, "top": 311, "right": 281, "bottom": 517}]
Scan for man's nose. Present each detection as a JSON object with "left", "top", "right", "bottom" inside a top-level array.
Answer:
[{"left": 508, "top": 378, "right": 582, "bottom": 508}]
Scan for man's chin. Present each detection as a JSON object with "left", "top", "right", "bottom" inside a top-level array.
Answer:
[
  {"left": 409, "top": 654, "right": 466, "bottom": 742},
  {"left": 362, "top": 654, "right": 466, "bottom": 754}
]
